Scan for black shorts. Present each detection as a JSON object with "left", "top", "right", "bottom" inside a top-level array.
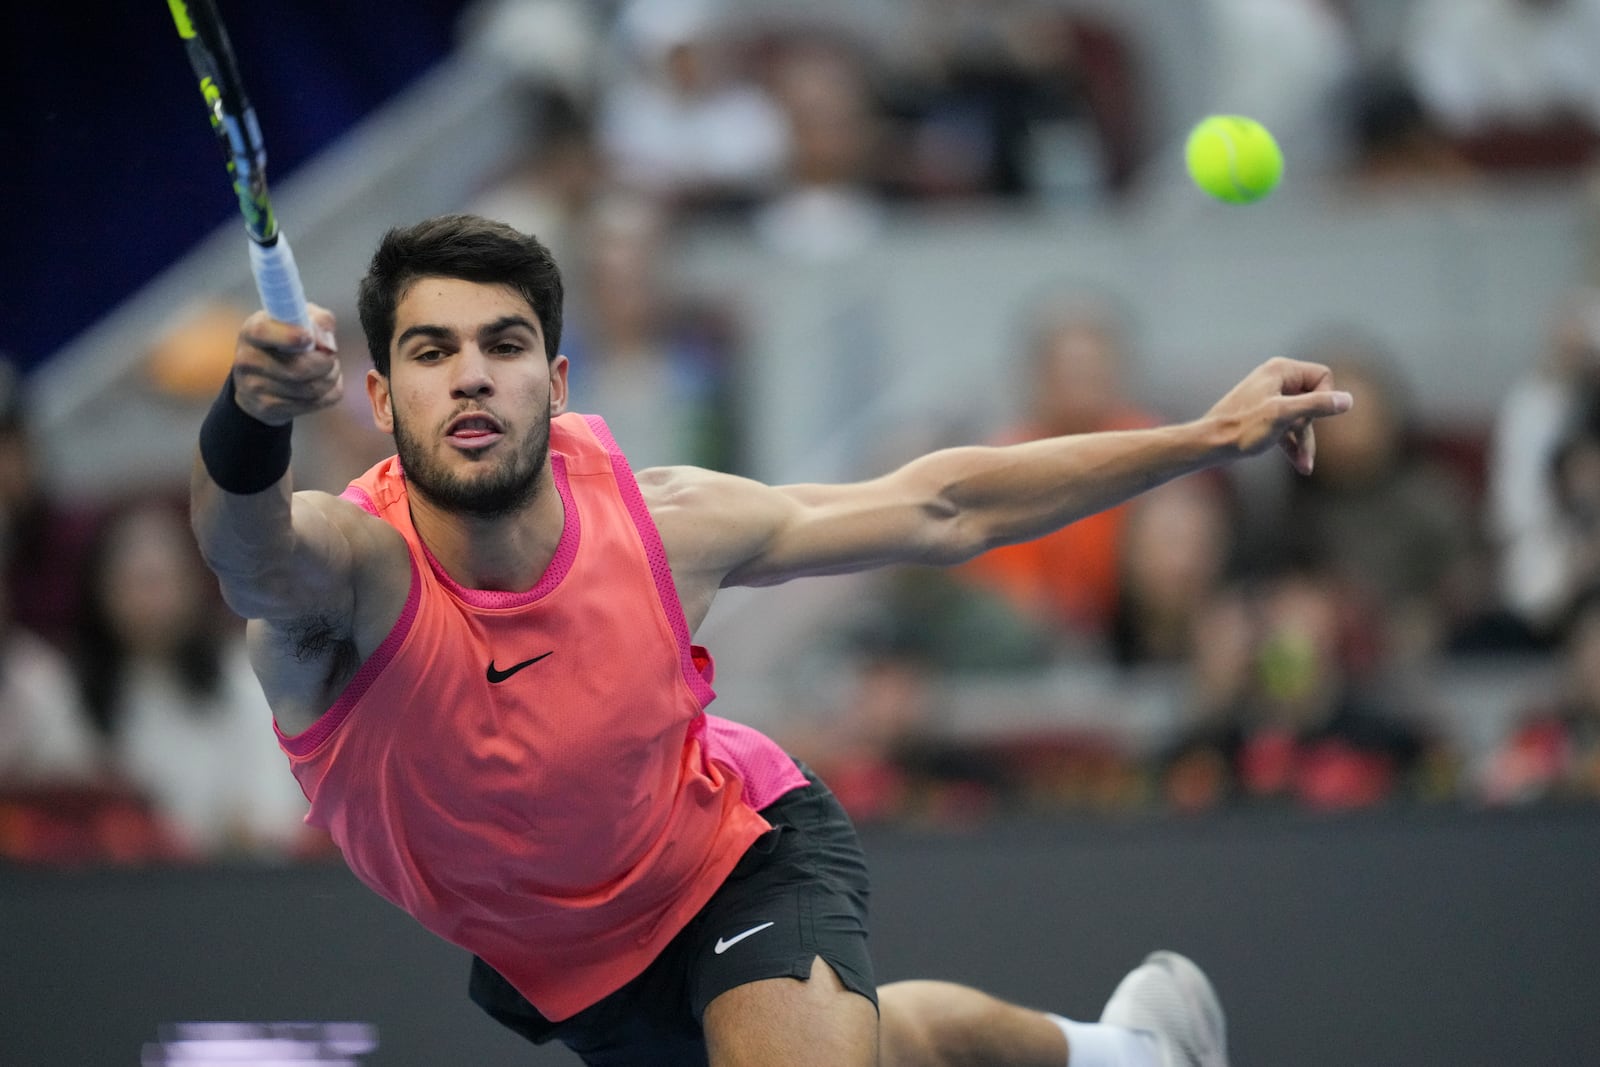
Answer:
[{"left": 468, "top": 763, "right": 876, "bottom": 1067}]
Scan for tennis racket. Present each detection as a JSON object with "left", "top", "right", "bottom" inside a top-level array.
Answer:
[{"left": 165, "top": 0, "right": 311, "bottom": 329}]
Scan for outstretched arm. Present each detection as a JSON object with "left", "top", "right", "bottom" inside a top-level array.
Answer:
[
  {"left": 189, "top": 306, "right": 407, "bottom": 729},
  {"left": 190, "top": 306, "right": 357, "bottom": 621},
  {"left": 651, "top": 357, "right": 1351, "bottom": 601}
]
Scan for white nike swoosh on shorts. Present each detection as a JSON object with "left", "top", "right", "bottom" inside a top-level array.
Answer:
[{"left": 714, "top": 921, "right": 776, "bottom": 954}]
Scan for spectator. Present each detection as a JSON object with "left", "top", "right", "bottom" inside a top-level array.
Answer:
[
  {"left": 1159, "top": 569, "right": 1443, "bottom": 812},
  {"left": 1482, "top": 588, "right": 1600, "bottom": 803},
  {"left": 1110, "top": 474, "right": 1238, "bottom": 668},
  {"left": 0, "top": 566, "right": 153, "bottom": 866},
  {"left": 753, "top": 36, "right": 889, "bottom": 262},
  {"left": 1489, "top": 287, "right": 1600, "bottom": 639},
  {"left": 0, "top": 361, "right": 101, "bottom": 653},
  {"left": 954, "top": 294, "right": 1159, "bottom": 653},
  {"left": 1203, "top": 0, "right": 1359, "bottom": 176},
  {"left": 0, "top": 574, "right": 101, "bottom": 788},
  {"left": 597, "top": 0, "right": 788, "bottom": 211},
  {"left": 1402, "top": 0, "right": 1600, "bottom": 171},
  {"left": 1274, "top": 333, "right": 1480, "bottom": 662},
  {"left": 785, "top": 640, "right": 936, "bottom": 825},
  {"left": 468, "top": 89, "right": 605, "bottom": 277},
  {"left": 1494, "top": 396, "right": 1600, "bottom": 647},
  {"left": 75, "top": 500, "right": 313, "bottom": 860},
  {"left": 457, "top": 0, "right": 602, "bottom": 111},
  {"left": 1345, "top": 67, "right": 1478, "bottom": 190},
  {"left": 563, "top": 192, "right": 743, "bottom": 471},
  {"left": 786, "top": 629, "right": 1031, "bottom": 826},
  {"left": 880, "top": 0, "right": 1143, "bottom": 203}
]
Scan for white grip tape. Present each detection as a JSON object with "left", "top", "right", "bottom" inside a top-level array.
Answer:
[{"left": 248, "top": 233, "right": 312, "bottom": 329}]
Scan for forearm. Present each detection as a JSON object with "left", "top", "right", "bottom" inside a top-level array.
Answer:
[
  {"left": 190, "top": 453, "right": 301, "bottom": 618},
  {"left": 696, "top": 357, "right": 1348, "bottom": 586},
  {"left": 920, "top": 418, "right": 1231, "bottom": 558}
]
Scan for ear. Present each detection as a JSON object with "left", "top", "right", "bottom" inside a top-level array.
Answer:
[
  {"left": 367, "top": 369, "right": 394, "bottom": 433},
  {"left": 548, "top": 354, "right": 570, "bottom": 416}
]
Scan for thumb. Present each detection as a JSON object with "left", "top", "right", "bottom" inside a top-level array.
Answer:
[
  {"left": 1284, "top": 389, "right": 1354, "bottom": 422},
  {"left": 1281, "top": 419, "right": 1316, "bottom": 475},
  {"left": 308, "top": 303, "right": 339, "bottom": 352}
]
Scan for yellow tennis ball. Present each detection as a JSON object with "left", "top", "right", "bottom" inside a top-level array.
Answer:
[{"left": 1185, "top": 115, "right": 1284, "bottom": 204}]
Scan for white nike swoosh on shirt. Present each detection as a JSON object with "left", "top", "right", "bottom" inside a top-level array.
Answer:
[{"left": 714, "top": 921, "right": 776, "bottom": 954}]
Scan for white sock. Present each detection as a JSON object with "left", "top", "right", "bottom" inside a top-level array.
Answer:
[{"left": 1048, "top": 1015, "right": 1161, "bottom": 1067}]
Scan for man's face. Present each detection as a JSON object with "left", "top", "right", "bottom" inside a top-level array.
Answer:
[
  {"left": 1032, "top": 323, "right": 1123, "bottom": 435},
  {"left": 368, "top": 276, "right": 568, "bottom": 518}
]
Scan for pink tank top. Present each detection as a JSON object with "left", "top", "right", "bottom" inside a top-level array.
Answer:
[{"left": 275, "top": 413, "right": 805, "bottom": 1020}]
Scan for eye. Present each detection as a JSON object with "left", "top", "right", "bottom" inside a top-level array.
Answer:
[
  {"left": 490, "top": 340, "right": 527, "bottom": 357},
  {"left": 414, "top": 348, "right": 446, "bottom": 363}
]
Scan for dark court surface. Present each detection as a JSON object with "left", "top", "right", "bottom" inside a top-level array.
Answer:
[{"left": 5, "top": 805, "right": 1596, "bottom": 1066}]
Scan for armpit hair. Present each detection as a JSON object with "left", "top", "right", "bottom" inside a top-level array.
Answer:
[{"left": 279, "top": 612, "right": 360, "bottom": 680}]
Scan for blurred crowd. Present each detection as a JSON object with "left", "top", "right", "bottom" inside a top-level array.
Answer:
[
  {"left": 0, "top": 357, "right": 325, "bottom": 865},
  {"left": 783, "top": 283, "right": 1600, "bottom": 824},
  {"left": 10, "top": 0, "right": 1600, "bottom": 864}
]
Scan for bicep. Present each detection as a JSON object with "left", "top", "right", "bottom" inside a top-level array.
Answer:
[
  {"left": 197, "top": 488, "right": 374, "bottom": 623},
  {"left": 735, "top": 478, "right": 955, "bottom": 586},
  {"left": 648, "top": 465, "right": 951, "bottom": 590}
]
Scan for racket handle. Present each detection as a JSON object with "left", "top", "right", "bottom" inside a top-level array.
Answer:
[{"left": 248, "top": 232, "right": 312, "bottom": 330}]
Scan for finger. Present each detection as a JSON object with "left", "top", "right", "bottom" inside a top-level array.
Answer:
[
  {"left": 238, "top": 351, "right": 339, "bottom": 390},
  {"left": 241, "top": 311, "right": 318, "bottom": 359},
  {"left": 1280, "top": 419, "right": 1316, "bottom": 475},
  {"left": 310, "top": 365, "right": 346, "bottom": 410},
  {"left": 1281, "top": 388, "right": 1354, "bottom": 421},
  {"left": 235, "top": 365, "right": 344, "bottom": 423},
  {"left": 236, "top": 346, "right": 342, "bottom": 393},
  {"left": 307, "top": 303, "right": 339, "bottom": 352},
  {"left": 235, "top": 369, "right": 333, "bottom": 404},
  {"left": 1272, "top": 358, "right": 1336, "bottom": 397}
]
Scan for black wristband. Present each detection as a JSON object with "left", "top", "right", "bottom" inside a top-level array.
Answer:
[{"left": 199, "top": 375, "right": 292, "bottom": 495}]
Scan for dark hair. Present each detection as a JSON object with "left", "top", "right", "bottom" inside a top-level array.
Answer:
[
  {"left": 1352, "top": 68, "right": 1431, "bottom": 156},
  {"left": 75, "top": 500, "right": 224, "bottom": 735},
  {"left": 356, "top": 214, "right": 565, "bottom": 375}
]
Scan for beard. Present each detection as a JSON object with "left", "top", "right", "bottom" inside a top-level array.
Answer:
[{"left": 391, "top": 406, "right": 550, "bottom": 519}]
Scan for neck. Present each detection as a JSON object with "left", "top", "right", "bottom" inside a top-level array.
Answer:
[{"left": 408, "top": 466, "right": 565, "bottom": 592}]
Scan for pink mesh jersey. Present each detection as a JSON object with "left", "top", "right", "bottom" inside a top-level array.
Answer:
[{"left": 275, "top": 412, "right": 806, "bottom": 1020}]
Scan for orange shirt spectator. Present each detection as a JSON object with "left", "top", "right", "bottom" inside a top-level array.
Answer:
[{"left": 956, "top": 297, "right": 1157, "bottom": 640}]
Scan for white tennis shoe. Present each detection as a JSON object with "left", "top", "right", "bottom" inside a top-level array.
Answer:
[{"left": 1098, "top": 950, "right": 1229, "bottom": 1067}]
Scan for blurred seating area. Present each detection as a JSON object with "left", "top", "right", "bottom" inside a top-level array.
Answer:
[{"left": 10, "top": 0, "right": 1600, "bottom": 863}]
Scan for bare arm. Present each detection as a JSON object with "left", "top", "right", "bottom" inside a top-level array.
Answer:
[
  {"left": 190, "top": 306, "right": 407, "bottom": 729},
  {"left": 652, "top": 357, "right": 1352, "bottom": 603},
  {"left": 190, "top": 306, "right": 353, "bottom": 617}
]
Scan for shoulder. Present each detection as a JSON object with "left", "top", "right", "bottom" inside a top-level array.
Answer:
[
  {"left": 636, "top": 463, "right": 717, "bottom": 506},
  {"left": 639, "top": 465, "right": 742, "bottom": 545},
  {"left": 291, "top": 489, "right": 411, "bottom": 619},
  {"left": 638, "top": 464, "right": 790, "bottom": 524},
  {"left": 293, "top": 489, "right": 407, "bottom": 556},
  {"left": 638, "top": 464, "right": 795, "bottom": 580}
]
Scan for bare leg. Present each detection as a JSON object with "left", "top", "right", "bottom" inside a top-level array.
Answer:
[
  {"left": 703, "top": 955, "right": 880, "bottom": 1067},
  {"left": 879, "top": 980, "right": 1069, "bottom": 1067},
  {"left": 704, "top": 954, "right": 1220, "bottom": 1067}
]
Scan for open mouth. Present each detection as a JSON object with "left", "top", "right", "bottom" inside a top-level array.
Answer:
[{"left": 445, "top": 412, "right": 505, "bottom": 450}]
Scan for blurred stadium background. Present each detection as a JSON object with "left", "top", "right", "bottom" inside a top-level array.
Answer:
[{"left": 5, "top": 1, "right": 1600, "bottom": 1063}]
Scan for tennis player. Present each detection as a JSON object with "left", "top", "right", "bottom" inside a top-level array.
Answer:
[{"left": 191, "top": 214, "right": 1351, "bottom": 1067}]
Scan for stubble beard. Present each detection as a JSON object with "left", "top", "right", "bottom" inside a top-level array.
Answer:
[{"left": 392, "top": 406, "right": 550, "bottom": 520}]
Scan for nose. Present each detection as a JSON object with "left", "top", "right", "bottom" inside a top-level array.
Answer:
[{"left": 450, "top": 344, "right": 494, "bottom": 399}]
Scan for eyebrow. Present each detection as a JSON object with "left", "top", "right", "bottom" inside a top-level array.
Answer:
[
  {"left": 395, "top": 323, "right": 452, "bottom": 349},
  {"left": 395, "top": 315, "right": 541, "bottom": 350}
]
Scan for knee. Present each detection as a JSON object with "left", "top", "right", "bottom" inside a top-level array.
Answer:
[
  {"left": 879, "top": 980, "right": 1004, "bottom": 1067},
  {"left": 879, "top": 981, "right": 940, "bottom": 1067}
]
